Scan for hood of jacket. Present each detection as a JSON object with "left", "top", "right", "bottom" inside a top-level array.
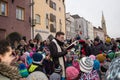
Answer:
[{"left": 0, "top": 62, "right": 21, "bottom": 80}]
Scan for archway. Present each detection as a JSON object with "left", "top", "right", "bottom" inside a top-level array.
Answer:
[
  {"left": 6, "top": 32, "right": 22, "bottom": 48},
  {"left": 48, "top": 34, "right": 54, "bottom": 41},
  {"left": 34, "top": 33, "right": 42, "bottom": 41}
]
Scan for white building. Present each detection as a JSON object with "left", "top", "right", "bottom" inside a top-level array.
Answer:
[
  {"left": 94, "top": 27, "right": 105, "bottom": 41},
  {"left": 79, "top": 17, "right": 89, "bottom": 39},
  {"left": 71, "top": 15, "right": 83, "bottom": 39},
  {"left": 66, "top": 13, "right": 76, "bottom": 39},
  {"left": 87, "top": 21, "right": 94, "bottom": 40}
]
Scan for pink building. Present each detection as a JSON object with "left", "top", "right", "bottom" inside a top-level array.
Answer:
[{"left": 0, "top": 0, "right": 31, "bottom": 41}]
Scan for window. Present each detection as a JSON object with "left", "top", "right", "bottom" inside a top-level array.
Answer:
[
  {"left": 79, "top": 25, "right": 81, "bottom": 28},
  {"left": 16, "top": 7, "right": 24, "bottom": 20},
  {"left": 53, "top": 21, "right": 56, "bottom": 29},
  {"left": 36, "top": 14, "right": 40, "bottom": 24},
  {"left": 50, "top": 13, "right": 56, "bottom": 32},
  {"left": 46, "top": 13, "right": 49, "bottom": 29},
  {"left": 46, "top": 0, "right": 48, "bottom": 4},
  {"left": 0, "top": 1, "right": 8, "bottom": 16},
  {"left": 53, "top": 3, "right": 56, "bottom": 10},
  {"left": 49, "top": 0, "right": 56, "bottom": 10},
  {"left": 59, "top": 7, "right": 61, "bottom": 11},
  {"left": 50, "top": 13, "right": 56, "bottom": 22},
  {"left": 59, "top": 19, "right": 62, "bottom": 31},
  {"left": 50, "top": 23, "right": 56, "bottom": 32}
]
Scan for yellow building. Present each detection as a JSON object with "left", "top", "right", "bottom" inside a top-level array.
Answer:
[{"left": 33, "top": 0, "right": 66, "bottom": 41}]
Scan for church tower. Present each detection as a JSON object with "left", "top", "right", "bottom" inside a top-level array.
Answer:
[{"left": 101, "top": 12, "right": 107, "bottom": 36}]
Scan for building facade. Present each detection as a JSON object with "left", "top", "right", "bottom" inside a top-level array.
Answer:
[
  {"left": 66, "top": 13, "right": 76, "bottom": 39},
  {"left": 33, "top": 0, "right": 66, "bottom": 41},
  {"left": 71, "top": 15, "right": 83, "bottom": 40},
  {"left": 87, "top": 21, "right": 94, "bottom": 40},
  {"left": 79, "top": 17, "right": 89, "bottom": 39},
  {"left": 94, "top": 27, "right": 105, "bottom": 41},
  {"left": 66, "top": 13, "right": 91, "bottom": 40},
  {"left": 0, "top": 0, "right": 31, "bottom": 41}
]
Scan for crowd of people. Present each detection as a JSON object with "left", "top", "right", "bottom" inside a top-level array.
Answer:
[{"left": 0, "top": 31, "right": 120, "bottom": 80}]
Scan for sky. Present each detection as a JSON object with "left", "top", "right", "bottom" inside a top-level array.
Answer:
[{"left": 65, "top": 0, "right": 120, "bottom": 38}]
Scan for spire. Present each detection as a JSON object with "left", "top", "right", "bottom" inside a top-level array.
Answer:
[
  {"left": 102, "top": 11, "right": 105, "bottom": 21},
  {"left": 101, "top": 11, "right": 107, "bottom": 36}
]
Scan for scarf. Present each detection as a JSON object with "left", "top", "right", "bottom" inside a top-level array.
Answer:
[{"left": 52, "top": 39, "right": 65, "bottom": 78}]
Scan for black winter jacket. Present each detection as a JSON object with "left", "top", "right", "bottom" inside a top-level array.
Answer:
[{"left": 48, "top": 39, "right": 67, "bottom": 67}]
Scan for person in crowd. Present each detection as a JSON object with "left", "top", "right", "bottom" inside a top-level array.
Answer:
[
  {"left": 72, "top": 59, "right": 80, "bottom": 71},
  {"left": 91, "top": 38, "right": 105, "bottom": 55},
  {"left": 79, "top": 57, "right": 100, "bottom": 80},
  {"left": 89, "top": 55, "right": 101, "bottom": 80},
  {"left": 28, "top": 53, "right": 44, "bottom": 73},
  {"left": 111, "top": 38, "right": 118, "bottom": 52},
  {"left": 79, "top": 40, "right": 91, "bottom": 57},
  {"left": 18, "top": 62, "right": 29, "bottom": 78},
  {"left": 66, "top": 66, "right": 80, "bottom": 80},
  {"left": 105, "top": 37, "right": 112, "bottom": 52},
  {"left": 65, "top": 54, "right": 73, "bottom": 68},
  {"left": 105, "top": 57, "right": 120, "bottom": 80},
  {"left": 48, "top": 32, "right": 68, "bottom": 80},
  {"left": 0, "top": 39, "right": 25, "bottom": 80},
  {"left": 43, "top": 53, "right": 54, "bottom": 78}
]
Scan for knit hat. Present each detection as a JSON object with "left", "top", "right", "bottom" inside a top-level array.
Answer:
[
  {"left": 107, "top": 52, "right": 115, "bottom": 60},
  {"left": 106, "top": 37, "right": 111, "bottom": 43},
  {"left": 50, "top": 73, "right": 61, "bottom": 80},
  {"left": 93, "top": 60, "right": 100, "bottom": 70},
  {"left": 66, "top": 66, "right": 79, "bottom": 80},
  {"left": 18, "top": 63, "right": 29, "bottom": 77},
  {"left": 89, "top": 55, "right": 96, "bottom": 60},
  {"left": 79, "top": 57, "right": 94, "bottom": 73},
  {"left": 96, "top": 53, "right": 106, "bottom": 63},
  {"left": 105, "top": 57, "right": 120, "bottom": 80},
  {"left": 32, "top": 53, "right": 43, "bottom": 63},
  {"left": 27, "top": 71, "right": 48, "bottom": 80}
]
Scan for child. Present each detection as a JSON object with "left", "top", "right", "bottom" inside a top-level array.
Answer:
[
  {"left": 28, "top": 53, "right": 43, "bottom": 73},
  {"left": 79, "top": 57, "right": 100, "bottom": 80},
  {"left": 43, "top": 53, "right": 54, "bottom": 77},
  {"left": 18, "top": 62, "right": 29, "bottom": 78},
  {"left": 66, "top": 66, "right": 80, "bottom": 80}
]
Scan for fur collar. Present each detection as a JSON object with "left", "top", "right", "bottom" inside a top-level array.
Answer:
[{"left": 0, "top": 62, "right": 21, "bottom": 80}]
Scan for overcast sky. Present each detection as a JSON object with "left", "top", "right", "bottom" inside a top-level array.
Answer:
[{"left": 65, "top": 0, "right": 120, "bottom": 38}]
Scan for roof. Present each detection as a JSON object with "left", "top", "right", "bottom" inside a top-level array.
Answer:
[{"left": 71, "top": 15, "right": 80, "bottom": 19}]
